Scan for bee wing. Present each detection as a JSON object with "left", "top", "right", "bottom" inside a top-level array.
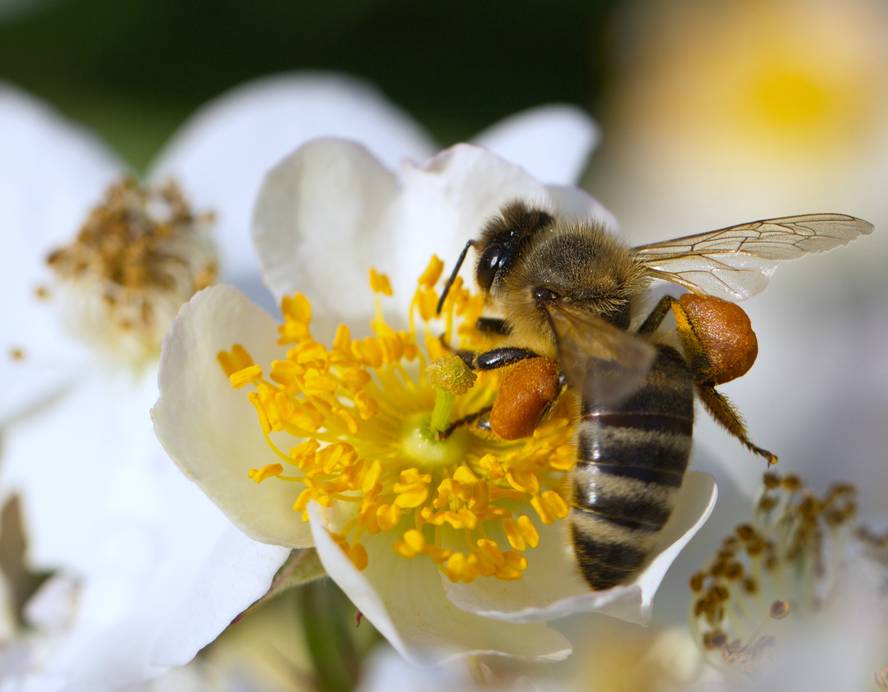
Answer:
[
  {"left": 545, "top": 304, "right": 657, "bottom": 406},
  {"left": 631, "top": 214, "right": 873, "bottom": 301}
]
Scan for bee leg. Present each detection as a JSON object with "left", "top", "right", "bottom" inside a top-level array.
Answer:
[
  {"left": 696, "top": 385, "right": 778, "bottom": 466},
  {"left": 665, "top": 297, "right": 776, "bottom": 464},
  {"left": 637, "top": 295, "right": 679, "bottom": 335},
  {"left": 435, "top": 316, "right": 512, "bottom": 367},
  {"left": 474, "top": 347, "right": 539, "bottom": 371},
  {"left": 475, "top": 317, "right": 512, "bottom": 336},
  {"left": 436, "top": 334, "right": 476, "bottom": 369},
  {"left": 443, "top": 406, "right": 492, "bottom": 437}
]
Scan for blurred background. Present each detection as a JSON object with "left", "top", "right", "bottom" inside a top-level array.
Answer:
[
  {"left": 3, "top": 0, "right": 887, "bottom": 688},
  {"left": 0, "top": 0, "right": 617, "bottom": 169}
]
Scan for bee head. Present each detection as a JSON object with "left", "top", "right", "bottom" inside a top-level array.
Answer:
[
  {"left": 498, "top": 222, "right": 649, "bottom": 337},
  {"left": 475, "top": 201, "right": 554, "bottom": 293}
]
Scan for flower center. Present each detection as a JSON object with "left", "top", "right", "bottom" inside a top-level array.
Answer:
[
  {"left": 689, "top": 471, "right": 859, "bottom": 671},
  {"left": 44, "top": 178, "right": 216, "bottom": 364},
  {"left": 219, "top": 257, "right": 577, "bottom": 582}
]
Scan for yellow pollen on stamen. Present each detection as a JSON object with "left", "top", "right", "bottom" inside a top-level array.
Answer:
[
  {"left": 368, "top": 268, "right": 393, "bottom": 296},
  {"left": 44, "top": 178, "right": 216, "bottom": 362},
  {"left": 221, "top": 257, "right": 577, "bottom": 582},
  {"left": 248, "top": 464, "right": 284, "bottom": 483}
]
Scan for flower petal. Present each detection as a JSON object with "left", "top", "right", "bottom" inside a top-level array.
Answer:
[
  {"left": 0, "top": 83, "right": 122, "bottom": 425},
  {"left": 308, "top": 504, "right": 571, "bottom": 664},
  {"left": 472, "top": 105, "right": 599, "bottom": 185},
  {"left": 391, "top": 144, "right": 553, "bottom": 300},
  {"left": 33, "top": 477, "right": 288, "bottom": 690},
  {"left": 152, "top": 284, "right": 313, "bottom": 548},
  {"left": 252, "top": 138, "right": 402, "bottom": 334},
  {"left": 442, "top": 471, "right": 717, "bottom": 625},
  {"left": 253, "top": 139, "right": 554, "bottom": 330},
  {"left": 545, "top": 184, "right": 620, "bottom": 231},
  {"left": 0, "top": 369, "right": 154, "bottom": 574},
  {"left": 150, "top": 73, "right": 436, "bottom": 289}
]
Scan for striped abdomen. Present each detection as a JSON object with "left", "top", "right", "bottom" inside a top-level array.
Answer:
[{"left": 571, "top": 345, "right": 694, "bottom": 590}]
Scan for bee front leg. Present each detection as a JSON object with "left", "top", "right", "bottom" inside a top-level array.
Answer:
[
  {"left": 437, "top": 316, "right": 513, "bottom": 368},
  {"left": 474, "top": 347, "right": 539, "bottom": 371},
  {"left": 475, "top": 317, "right": 512, "bottom": 336}
]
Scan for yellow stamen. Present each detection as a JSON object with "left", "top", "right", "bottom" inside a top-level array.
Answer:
[
  {"left": 368, "top": 268, "right": 393, "bottom": 296},
  {"left": 418, "top": 255, "right": 444, "bottom": 289},
  {"left": 222, "top": 256, "right": 577, "bottom": 582},
  {"left": 249, "top": 463, "right": 284, "bottom": 483}
]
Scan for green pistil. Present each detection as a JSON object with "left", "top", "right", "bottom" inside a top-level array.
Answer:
[{"left": 426, "top": 355, "right": 476, "bottom": 438}]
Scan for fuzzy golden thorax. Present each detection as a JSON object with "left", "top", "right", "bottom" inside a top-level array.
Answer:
[{"left": 493, "top": 222, "right": 650, "bottom": 353}]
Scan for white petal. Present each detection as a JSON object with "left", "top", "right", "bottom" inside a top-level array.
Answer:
[
  {"left": 392, "top": 145, "right": 552, "bottom": 300},
  {"left": 0, "top": 84, "right": 122, "bottom": 425},
  {"left": 472, "top": 105, "right": 599, "bottom": 185},
  {"left": 0, "top": 369, "right": 149, "bottom": 574},
  {"left": 442, "top": 472, "right": 717, "bottom": 625},
  {"left": 308, "top": 504, "right": 571, "bottom": 664},
  {"left": 251, "top": 139, "right": 620, "bottom": 352},
  {"left": 356, "top": 646, "right": 476, "bottom": 692},
  {"left": 152, "top": 284, "right": 313, "bottom": 548},
  {"left": 545, "top": 184, "right": 620, "bottom": 232},
  {"left": 252, "top": 138, "right": 401, "bottom": 335},
  {"left": 3, "top": 358, "right": 289, "bottom": 690},
  {"left": 36, "top": 466, "right": 288, "bottom": 690},
  {"left": 253, "top": 139, "right": 554, "bottom": 333},
  {"left": 150, "top": 73, "right": 436, "bottom": 289}
]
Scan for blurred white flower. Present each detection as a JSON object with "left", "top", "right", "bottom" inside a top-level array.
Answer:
[
  {"left": 688, "top": 472, "right": 887, "bottom": 690},
  {"left": 152, "top": 138, "right": 717, "bottom": 664},
  {"left": 0, "top": 74, "right": 602, "bottom": 688},
  {"left": 356, "top": 621, "right": 702, "bottom": 692}
]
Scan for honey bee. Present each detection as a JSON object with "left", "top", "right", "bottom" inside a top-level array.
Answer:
[{"left": 438, "top": 201, "right": 872, "bottom": 590}]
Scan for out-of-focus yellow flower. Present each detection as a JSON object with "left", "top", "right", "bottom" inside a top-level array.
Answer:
[{"left": 595, "top": 0, "right": 888, "bottom": 236}]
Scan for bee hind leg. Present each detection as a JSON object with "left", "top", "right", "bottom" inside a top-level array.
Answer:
[
  {"left": 696, "top": 385, "right": 778, "bottom": 466},
  {"left": 657, "top": 295, "right": 777, "bottom": 465}
]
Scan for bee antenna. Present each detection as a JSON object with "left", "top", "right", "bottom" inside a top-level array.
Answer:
[{"left": 436, "top": 240, "right": 475, "bottom": 315}]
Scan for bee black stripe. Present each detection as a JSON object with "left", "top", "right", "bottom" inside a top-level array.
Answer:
[
  {"left": 579, "top": 564, "right": 638, "bottom": 590},
  {"left": 571, "top": 532, "right": 647, "bottom": 572},
  {"left": 571, "top": 490, "right": 671, "bottom": 529},
  {"left": 572, "top": 505, "right": 663, "bottom": 533},
  {"left": 577, "top": 428, "right": 690, "bottom": 474},
  {"left": 582, "top": 411, "right": 692, "bottom": 436},
  {"left": 586, "top": 463, "right": 684, "bottom": 487}
]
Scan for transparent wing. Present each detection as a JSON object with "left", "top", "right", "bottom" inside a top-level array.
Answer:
[
  {"left": 632, "top": 214, "right": 873, "bottom": 301},
  {"left": 544, "top": 304, "right": 657, "bottom": 407}
]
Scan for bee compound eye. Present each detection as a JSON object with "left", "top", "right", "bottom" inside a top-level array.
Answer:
[{"left": 476, "top": 245, "right": 504, "bottom": 292}]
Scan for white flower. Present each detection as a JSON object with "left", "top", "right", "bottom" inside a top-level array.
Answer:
[
  {"left": 686, "top": 472, "right": 888, "bottom": 690},
  {"left": 0, "top": 73, "right": 603, "bottom": 688},
  {"left": 152, "top": 137, "right": 718, "bottom": 664},
  {"left": 357, "top": 623, "right": 703, "bottom": 692}
]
